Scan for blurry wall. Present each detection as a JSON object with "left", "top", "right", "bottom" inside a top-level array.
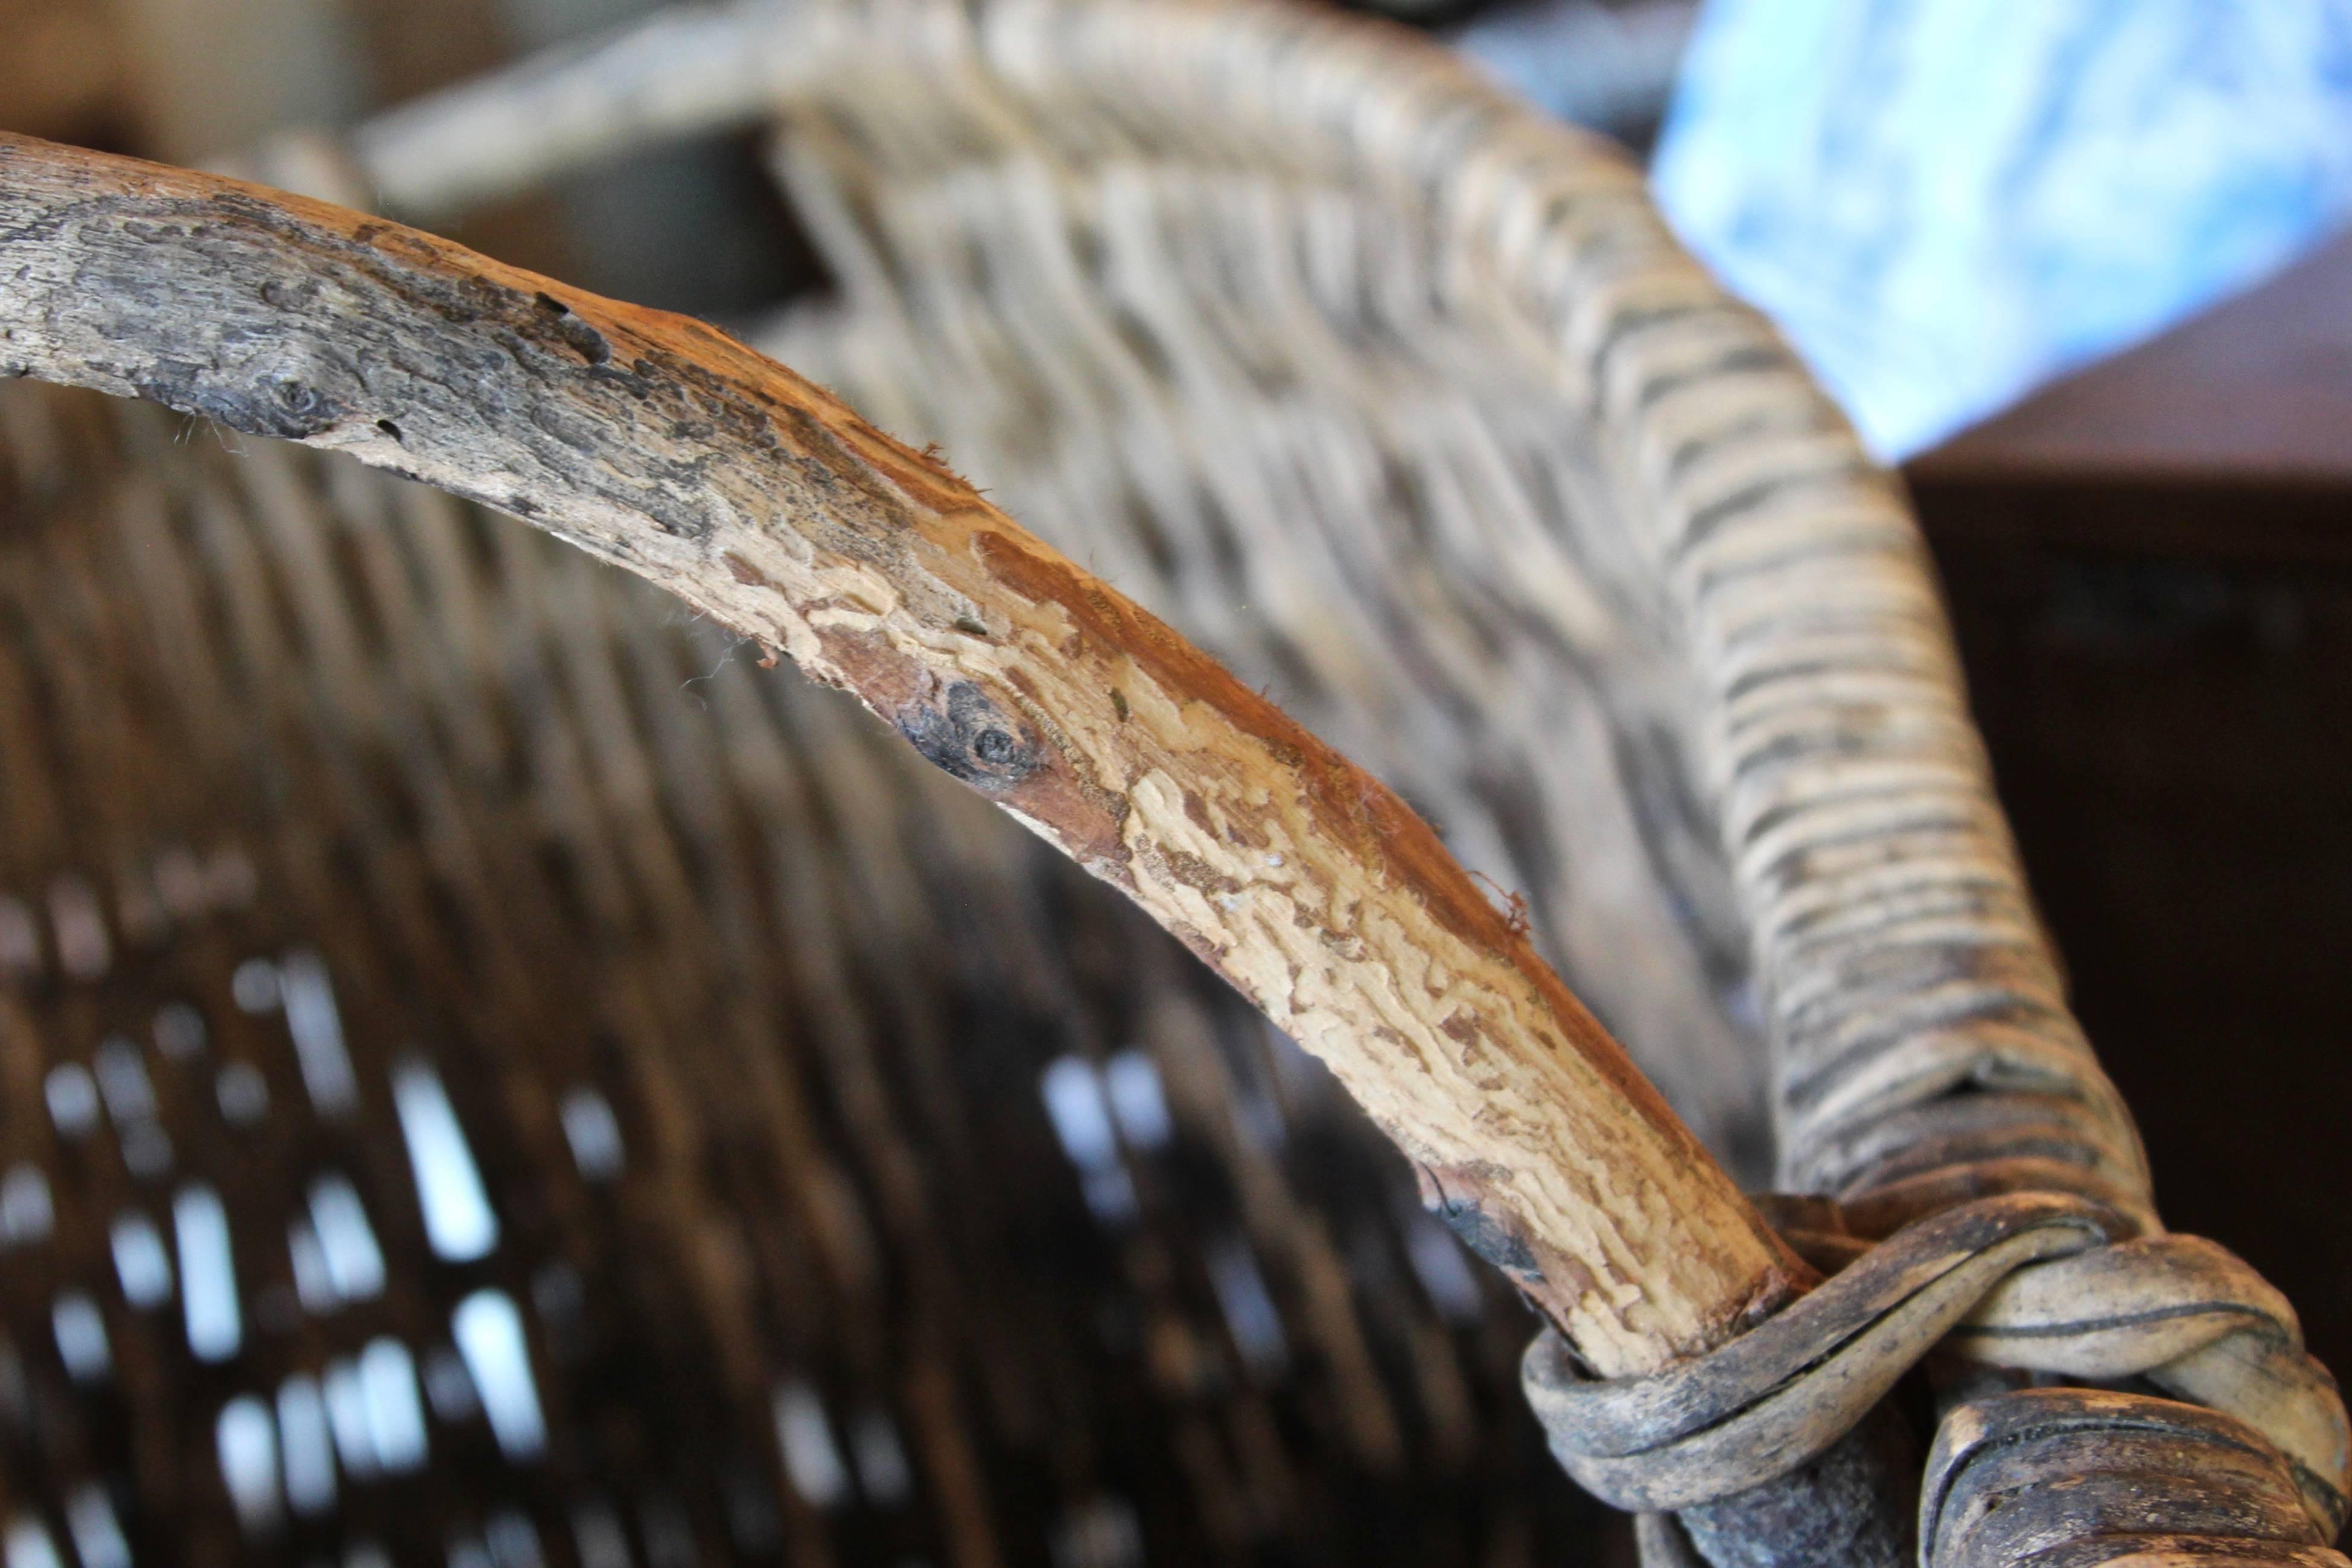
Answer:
[
  {"left": 0, "top": 0, "right": 127, "bottom": 148},
  {"left": 0, "top": 0, "right": 419, "bottom": 157},
  {"left": 0, "top": 0, "right": 811, "bottom": 322}
]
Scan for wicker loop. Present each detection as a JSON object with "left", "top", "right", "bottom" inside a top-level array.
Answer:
[{"left": 1525, "top": 1193, "right": 2351, "bottom": 1554}]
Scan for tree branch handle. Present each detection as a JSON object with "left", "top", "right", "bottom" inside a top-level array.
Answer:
[{"left": 0, "top": 132, "right": 1805, "bottom": 1375}]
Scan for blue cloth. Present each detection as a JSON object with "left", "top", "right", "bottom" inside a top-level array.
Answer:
[{"left": 1649, "top": 1, "right": 2352, "bottom": 459}]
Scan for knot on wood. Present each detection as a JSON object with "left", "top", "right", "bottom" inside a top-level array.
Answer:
[
  {"left": 896, "top": 680, "right": 1040, "bottom": 792},
  {"left": 137, "top": 361, "right": 349, "bottom": 440}
]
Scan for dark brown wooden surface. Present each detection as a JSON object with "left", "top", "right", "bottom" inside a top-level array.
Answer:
[{"left": 1915, "top": 471, "right": 2352, "bottom": 1385}]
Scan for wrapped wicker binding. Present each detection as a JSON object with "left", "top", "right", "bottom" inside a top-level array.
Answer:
[{"left": 0, "top": 2, "right": 2341, "bottom": 1567}]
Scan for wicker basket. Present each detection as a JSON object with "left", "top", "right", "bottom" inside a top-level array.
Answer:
[{"left": 0, "top": 2, "right": 2325, "bottom": 1567}]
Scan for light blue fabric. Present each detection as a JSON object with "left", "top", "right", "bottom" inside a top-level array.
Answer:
[{"left": 1649, "top": 1, "right": 2352, "bottom": 459}]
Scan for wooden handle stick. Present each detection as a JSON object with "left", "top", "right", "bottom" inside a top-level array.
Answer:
[{"left": 0, "top": 133, "right": 1805, "bottom": 1376}]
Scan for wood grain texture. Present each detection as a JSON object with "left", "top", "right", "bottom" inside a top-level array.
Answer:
[{"left": 0, "top": 131, "right": 1804, "bottom": 1375}]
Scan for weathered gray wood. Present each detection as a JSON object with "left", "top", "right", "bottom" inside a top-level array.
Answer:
[{"left": 1924, "top": 1390, "right": 2344, "bottom": 1567}]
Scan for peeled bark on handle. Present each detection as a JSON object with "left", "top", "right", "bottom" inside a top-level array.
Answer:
[{"left": 0, "top": 132, "right": 1805, "bottom": 1377}]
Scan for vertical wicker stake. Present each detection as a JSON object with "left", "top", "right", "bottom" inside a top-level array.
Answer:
[{"left": 0, "top": 133, "right": 1809, "bottom": 1371}]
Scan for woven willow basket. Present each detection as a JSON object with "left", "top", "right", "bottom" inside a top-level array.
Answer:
[{"left": 0, "top": 3, "right": 2331, "bottom": 1568}]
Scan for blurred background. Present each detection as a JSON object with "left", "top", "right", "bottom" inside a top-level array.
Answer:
[{"left": 5, "top": 0, "right": 2351, "bottom": 1498}]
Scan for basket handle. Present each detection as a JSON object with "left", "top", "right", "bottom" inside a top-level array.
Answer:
[{"left": 0, "top": 132, "right": 1806, "bottom": 1378}]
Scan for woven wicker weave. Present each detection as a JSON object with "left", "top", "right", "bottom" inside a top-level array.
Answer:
[
  {"left": 0, "top": 1, "right": 2321, "bottom": 1566},
  {"left": 0, "top": 363, "right": 1620, "bottom": 1564}
]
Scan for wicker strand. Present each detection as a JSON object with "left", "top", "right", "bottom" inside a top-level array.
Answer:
[{"left": 1523, "top": 1193, "right": 2348, "bottom": 1561}]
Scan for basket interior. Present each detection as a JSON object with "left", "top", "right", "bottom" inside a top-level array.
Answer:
[
  {"left": 0, "top": 14, "right": 1794, "bottom": 1567},
  {"left": 0, "top": 370, "right": 1612, "bottom": 1567}
]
